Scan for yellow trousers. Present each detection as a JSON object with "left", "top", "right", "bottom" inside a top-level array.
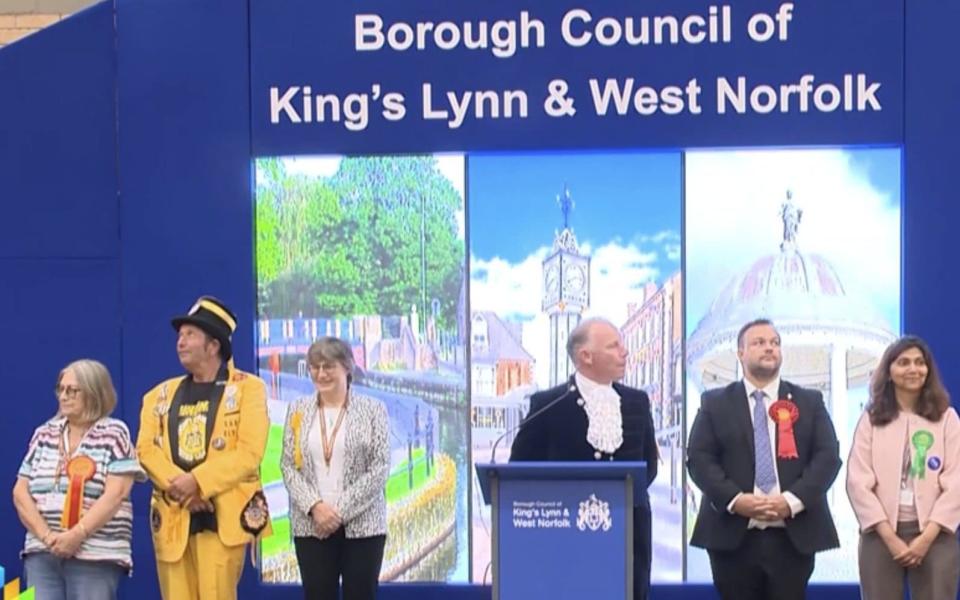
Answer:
[{"left": 156, "top": 531, "right": 246, "bottom": 600}]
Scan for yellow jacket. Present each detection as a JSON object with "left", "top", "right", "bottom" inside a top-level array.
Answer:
[{"left": 136, "top": 367, "right": 272, "bottom": 562}]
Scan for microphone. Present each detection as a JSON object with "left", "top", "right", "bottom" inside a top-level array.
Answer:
[
  {"left": 489, "top": 383, "right": 578, "bottom": 464},
  {"left": 479, "top": 383, "right": 579, "bottom": 587}
]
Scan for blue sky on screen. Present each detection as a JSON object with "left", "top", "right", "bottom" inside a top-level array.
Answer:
[
  {"left": 467, "top": 150, "right": 682, "bottom": 354},
  {"left": 468, "top": 150, "right": 681, "bottom": 270}
]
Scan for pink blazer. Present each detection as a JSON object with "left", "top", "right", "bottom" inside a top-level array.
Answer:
[{"left": 846, "top": 407, "right": 960, "bottom": 533}]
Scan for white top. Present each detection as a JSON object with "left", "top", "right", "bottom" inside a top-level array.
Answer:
[
  {"left": 575, "top": 372, "right": 623, "bottom": 454},
  {"left": 307, "top": 406, "right": 347, "bottom": 506}
]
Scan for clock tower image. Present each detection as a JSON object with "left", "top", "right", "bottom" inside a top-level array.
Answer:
[{"left": 542, "top": 186, "right": 591, "bottom": 386}]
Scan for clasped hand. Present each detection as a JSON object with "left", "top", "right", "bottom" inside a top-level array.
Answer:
[
  {"left": 167, "top": 473, "right": 214, "bottom": 513},
  {"left": 733, "top": 493, "right": 791, "bottom": 521},
  {"left": 311, "top": 502, "right": 342, "bottom": 539},
  {"left": 46, "top": 529, "right": 83, "bottom": 558},
  {"left": 888, "top": 534, "right": 934, "bottom": 568}
]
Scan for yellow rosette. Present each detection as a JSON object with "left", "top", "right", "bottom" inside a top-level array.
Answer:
[{"left": 291, "top": 410, "right": 303, "bottom": 470}]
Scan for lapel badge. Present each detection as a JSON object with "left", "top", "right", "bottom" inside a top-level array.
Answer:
[
  {"left": 225, "top": 385, "right": 238, "bottom": 411},
  {"left": 212, "top": 437, "right": 226, "bottom": 450}
]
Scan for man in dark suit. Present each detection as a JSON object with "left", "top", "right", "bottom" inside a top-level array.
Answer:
[
  {"left": 687, "top": 318, "right": 841, "bottom": 600},
  {"left": 510, "top": 318, "right": 659, "bottom": 600}
]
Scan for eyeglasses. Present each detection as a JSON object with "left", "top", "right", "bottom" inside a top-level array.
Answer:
[{"left": 55, "top": 385, "right": 83, "bottom": 399}]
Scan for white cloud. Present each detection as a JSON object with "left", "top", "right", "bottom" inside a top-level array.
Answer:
[
  {"left": 664, "top": 243, "right": 681, "bottom": 262},
  {"left": 471, "top": 241, "right": 664, "bottom": 387},
  {"left": 434, "top": 155, "right": 466, "bottom": 240},
  {"left": 587, "top": 242, "right": 659, "bottom": 323},
  {"left": 435, "top": 154, "right": 465, "bottom": 201},
  {"left": 685, "top": 148, "right": 900, "bottom": 331},
  {"left": 635, "top": 230, "right": 680, "bottom": 245},
  {"left": 470, "top": 249, "right": 549, "bottom": 319},
  {"left": 283, "top": 155, "right": 340, "bottom": 178}
]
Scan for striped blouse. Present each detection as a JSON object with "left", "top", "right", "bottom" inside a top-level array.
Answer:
[{"left": 18, "top": 416, "right": 146, "bottom": 571}]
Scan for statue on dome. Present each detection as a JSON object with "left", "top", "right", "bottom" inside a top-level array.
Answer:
[{"left": 780, "top": 189, "right": 803, "bottom": 251}]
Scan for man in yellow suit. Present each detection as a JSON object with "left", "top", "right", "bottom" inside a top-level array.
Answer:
[{"left": 137, "top": 296, "right": 271, "bottom": 600}]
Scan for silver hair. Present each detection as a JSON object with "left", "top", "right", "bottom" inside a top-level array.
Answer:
[
  {"left": 566, "top": 317, "right": 617, "bottom": 365},
  {"left": 57, "top": 359, "right": 117, "bottom": 423}
]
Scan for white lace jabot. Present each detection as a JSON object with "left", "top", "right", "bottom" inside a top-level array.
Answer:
[{"left": 574, "top": 372, "right": 623, "bottom": 454}]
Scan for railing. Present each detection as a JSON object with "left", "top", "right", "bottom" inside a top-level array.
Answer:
[{"left": 359, "top": 371, "right": 465, "bottom": 409}]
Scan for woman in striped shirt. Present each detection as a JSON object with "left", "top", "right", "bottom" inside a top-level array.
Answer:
[{"left": 13, "top": 359, "right": 145, "bottom": 600}]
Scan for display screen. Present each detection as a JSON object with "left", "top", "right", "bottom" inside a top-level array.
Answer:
[
  {"left": 254, "top": 146, "right": 900, "bottom": 583},
  {"left": 255, "top": 155, "right": 469, "bottom": 583}
]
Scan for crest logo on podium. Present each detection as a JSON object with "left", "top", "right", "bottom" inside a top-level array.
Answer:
[{"left": 576, "top": 494, "right": 612, "bottom": 532}]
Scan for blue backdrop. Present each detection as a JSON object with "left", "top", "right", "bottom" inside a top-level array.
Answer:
[{"left": 0, "top": 0, "right": 956, "bottom": 598}]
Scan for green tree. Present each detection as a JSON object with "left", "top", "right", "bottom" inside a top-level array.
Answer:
[
  {"left": 255, "top": 155, "right": 465, "bottom": 328},
  {"left": 331, "top": 156, "right": 464, "bottom": 329},
  {"left": 256, "top": 158, "right": 347, "bottom": 316}
]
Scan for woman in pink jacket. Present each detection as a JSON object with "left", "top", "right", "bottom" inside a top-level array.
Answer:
[{"left": 847, "top": 335, "right": 960, "bottom": 600}]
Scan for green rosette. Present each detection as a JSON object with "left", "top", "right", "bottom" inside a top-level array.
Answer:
[{"left": 911, "top": 430, "right": 934, "bottom": 479}]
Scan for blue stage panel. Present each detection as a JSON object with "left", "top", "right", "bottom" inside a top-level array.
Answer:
[
  {"left": 0, "top": 2, "right": 118, "bottom": 259},
  {"left": 0, "top": 258, "right": 121, "bottom": 583},
  {"left": 903, "top": 0, "right": 960, "bottom": 397}
]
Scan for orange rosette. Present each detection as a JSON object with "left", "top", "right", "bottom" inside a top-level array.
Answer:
[
  {"left": 768, "top": 400, "right": 799, "bottom": 460},
  {"left": 60, "top": 455, "right": 96, "bottom": 529}
]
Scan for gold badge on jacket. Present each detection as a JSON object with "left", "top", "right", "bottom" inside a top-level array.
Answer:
[
  {"left": 177, "top": 412, "right": 208, "bottom": 463},
  {"left": 241, "top": 490, "right": 270, "bottom": 536}
]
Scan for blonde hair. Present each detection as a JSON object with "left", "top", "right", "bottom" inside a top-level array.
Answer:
[{"left": 58, "top": 359, "right": 117, "bottom": 423}]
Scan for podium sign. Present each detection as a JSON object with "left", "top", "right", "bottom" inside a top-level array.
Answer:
[{"left": 477, "top": 462, "right": 646, "bottom": 600}]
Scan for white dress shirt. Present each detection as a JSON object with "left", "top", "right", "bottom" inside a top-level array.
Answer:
[{"left": 726, "top": 378, "right": 805, "bottom": 528}]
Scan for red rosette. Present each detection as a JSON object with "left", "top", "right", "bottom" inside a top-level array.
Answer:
[{"left": 768, "top": 400, "right": 799, "bottom": 460}]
